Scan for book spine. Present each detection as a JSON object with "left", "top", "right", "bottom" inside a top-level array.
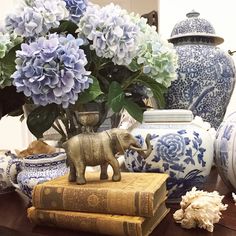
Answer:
[
  {"left": 27, "top": 207, "right": 142, "bottom": 236},
  {"left": 139, "top": 192, "right": 152, "bottom": 216},
  {"left": 32, "top": 185, "right": 154, "bottom": 217}
]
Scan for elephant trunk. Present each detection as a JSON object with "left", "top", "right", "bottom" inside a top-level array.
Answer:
[{"left": 129, "top": 134, "right": 152, "bottom": 159}]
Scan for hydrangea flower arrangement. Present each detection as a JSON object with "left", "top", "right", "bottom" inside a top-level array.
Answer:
[{"left": 0, "top": 0, "right": 178, "bottom": 141}]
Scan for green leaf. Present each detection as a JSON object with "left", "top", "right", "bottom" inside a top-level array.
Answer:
[
  {"left": 94, "top": 94, "right": 107, "bottom": 103},
  {"left": 27, "top": 104, "right": 60, "bottom": 138},
  {"left": 124, "top": 99, "right": 143, "bottom": 123},
  {"left": 8, "top": 107, "right": 24, "bottom": 117},
  {"left": 78, "top": 76, "right": 103, "bottom": 104},
  {"left": 107, "top": 81, "right": 125, "bottom": 112},
  {"left": 137, "top": 75, "right": 167, "bottom": 108},
  {"left": 127, "top": 60, "right": 140, "bottom": 72},
  {"left": 50, "top": 20, "right": 78, "bottom": 35},
  {"left": 0, "top": 44, "right": 20, "bottom": 88}
]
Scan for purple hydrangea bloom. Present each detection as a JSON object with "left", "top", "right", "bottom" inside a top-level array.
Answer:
[
  {"left": 64, "top": 0, "right": 88, "bottom": 23},
  {"left": 12, "top": 34, "right": 92, "bottom": 108}
]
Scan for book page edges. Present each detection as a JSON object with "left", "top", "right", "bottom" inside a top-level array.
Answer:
[
  {"left": 27, "top": 201, "right": 169, "bottom": 236},
  {"left": 143, "top": 204, "right": 170, "bottom": 236}
]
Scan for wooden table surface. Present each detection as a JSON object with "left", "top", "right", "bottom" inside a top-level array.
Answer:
[{"left": 0, "top": 166, "right": 236, "bottom": 236}]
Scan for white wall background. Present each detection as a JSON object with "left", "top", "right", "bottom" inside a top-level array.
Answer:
[
  {"left": 0, "top": 0, "right": 236, "bottom": 150},
  {"left": 0, "top": 0, "right": 31, "bottom": 151},
  {"left": 91, "top": 0, "right": 159, "bottom": 15}
]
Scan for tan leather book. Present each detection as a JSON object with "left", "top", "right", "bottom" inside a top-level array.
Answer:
[
  {"left": 32, "top": 172, "right": 168, "bottom": 217},
  {"left": 28, "top": 201, "right": 169, "bottom": 236}
]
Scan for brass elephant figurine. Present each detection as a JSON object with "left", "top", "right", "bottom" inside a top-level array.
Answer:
[{"left": 62, "top": 128, "right": 152, "bottom": 184}]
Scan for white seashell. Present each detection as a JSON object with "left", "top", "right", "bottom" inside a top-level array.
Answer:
[
  {"left": 232, "top": 192, "right": 236, "bottom": 205},
  {"left": 173, "top": 187, "right": 228, "bottom": 232}
]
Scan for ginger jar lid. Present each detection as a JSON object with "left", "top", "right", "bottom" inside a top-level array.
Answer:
[
  {"left": 143, "top": 109, "right": 193, "bottom": 123},
  {"left": 169, "top": 10, "right": 224, "bottom": 45}
]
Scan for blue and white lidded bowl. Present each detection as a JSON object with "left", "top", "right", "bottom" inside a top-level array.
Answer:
[{"left": 124, "top": 109, "right": 214, "bottom": 202}]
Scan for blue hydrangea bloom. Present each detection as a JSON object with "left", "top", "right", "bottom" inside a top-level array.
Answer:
[
  {"left": 6, "top": 7, "right": 44, "bottom": 38},
  {"left": 78, "top": 3, "right": 140, "bottom": 66},
  {"left": 64, "top": 0, "right": 88, "bottom": 23},
  {"left": 5, "top": 0, "right": 68, "bottom": 37},
  {"left": 12, "top": 34, "right": 92, "bottom": 108}
]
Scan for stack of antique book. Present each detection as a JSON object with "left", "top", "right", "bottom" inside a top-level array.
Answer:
[{"left": 28, "top": 172, "right": 169, "bottom": 236}]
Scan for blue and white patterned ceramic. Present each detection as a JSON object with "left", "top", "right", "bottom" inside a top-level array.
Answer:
[
  {"left": 124, "top": 110, "right": 214, "bottom": 203},
  {"left": 215, "top": 112, "right": 236, "bottom": 190},
  {"left": 166, "top": 10, "right": 235, "bottom": 129},
  {"left": 0, "top": 150, "right": 17, "bottom": 194},
  {"left": 6, "top": 152, "right": 68, "bottom": 198}
]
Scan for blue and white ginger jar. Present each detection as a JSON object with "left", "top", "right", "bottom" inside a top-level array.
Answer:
[
  {"left": 215, "top": 112, "right": 236, "bottom": 190},
  {"left": 124, "top": 109, "right": 214, "bottom": 202},
  {"left": 166, "top": 10, "right": 236, "bottom": 129},
  {"left": 6, "top": 152, "right": 68, "bottom": 198}
]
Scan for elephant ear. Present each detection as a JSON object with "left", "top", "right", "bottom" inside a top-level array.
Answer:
[{"left": 110, "top": 133, "right": 125, "bottom": 155}]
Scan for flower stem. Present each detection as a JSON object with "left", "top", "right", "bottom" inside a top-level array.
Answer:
[
  {"left": 121, "top": 71, "right": 142, "bottom": 89},
  {"left": 52, "top": 121, "right": 67, "bottom": 141},
  {"left": 65, "top": 108, "right": 77, "bottom": 138}
]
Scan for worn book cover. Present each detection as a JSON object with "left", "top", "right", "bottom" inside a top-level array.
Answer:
[
  {"left": 28, "top": 201, "right": 169, "bottom": 236},
  {"left": 32, "top": 172, "right": 168, "bottom": 217}
]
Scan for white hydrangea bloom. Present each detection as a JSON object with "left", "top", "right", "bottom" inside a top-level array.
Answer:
[{"left": 130, "top": 14, "right": 178, "bottom": 87}]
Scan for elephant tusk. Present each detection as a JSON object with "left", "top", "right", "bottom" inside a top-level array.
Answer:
[{"left": 129, "top": 145, "right": 148, "bottom": 152}]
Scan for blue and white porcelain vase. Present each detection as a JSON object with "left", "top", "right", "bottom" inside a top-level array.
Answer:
[
  {"left": 6, "top": 152, "right": 68, "bottom": 198},
  {"left": 166, "top": 10, "right": 236, "bottom": 129},
  {"left": 215, "top": 112, "right": 236, "bottom": 190},
  {"left": 0, "top": 150, "right": 17, "bottom": 194},
  {"left": 124, "top": 109, "right": 214, "bottom": 203}
]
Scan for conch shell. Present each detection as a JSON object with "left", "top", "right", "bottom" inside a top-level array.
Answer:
[{"left": 173, "top": 187, "right": 228, "bottom": 232}]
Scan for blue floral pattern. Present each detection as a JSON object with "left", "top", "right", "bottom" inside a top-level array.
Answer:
[
  {"left": 125, "top": 129, "right": 208, "bottom": 201},
  {"left": 155, "top": 133, "right": 185, "bottom": 162},
  {"left": 218, "top": 125, "right": 233, "bottom": 168},
  {"left": 170, "top": 16, "right": 215, "bottom": 37},
  {"left": 17, "top": 160, "right": 67, "bottom": 198},
  {"left": 6, "top": 152, "right": 69, "bottom": 198},
  {"left": 166, "top": 44, "right": 235, "bottom": 129},
  {"left": 166, "top": 12, "right": 235, "bottom": 129},
  {"left": 215, "top": 120, "right": 235, "bottom": 190}
]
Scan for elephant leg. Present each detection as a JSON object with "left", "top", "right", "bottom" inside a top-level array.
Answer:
[
  {"left": 100, "top": 162, "right": 109, "bottom": 180},
  {"left": 67, "top": 157, "right": 76, "bottom": 182},
  {"left": 75, "top": 161, "right": 86, "bottom": 185},
  {"left": 108, "top": 157, "right": 121, "bottom": 182}
]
